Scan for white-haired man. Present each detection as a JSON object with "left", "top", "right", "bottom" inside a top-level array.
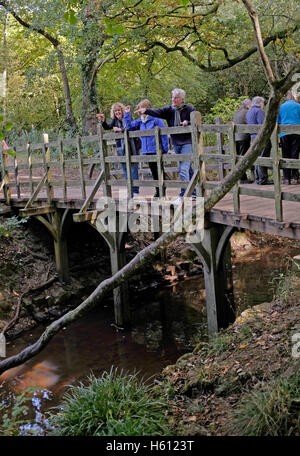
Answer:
[{"left": 136, "top": 88, "right": 196, "bottom": 200}]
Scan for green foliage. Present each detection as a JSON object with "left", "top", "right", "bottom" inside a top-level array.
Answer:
[
  {"left": 203, "top": 96, "right": 247, "bottom": 123},
  {"left": 231, "top": 374, "right": 300, "bottom": 436},
  {"left": 270, "top": 259, "right": 300, "bottom": 303},
  {"left": 50, "top": 369, "right": 171, "bottom": 436},
  {"left": 0, "top": 216, "right": 28, "bottom": 238}
]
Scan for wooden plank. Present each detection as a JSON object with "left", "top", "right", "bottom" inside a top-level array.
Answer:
[
  {"left": 77, "top": 136, "right": 86, "bottom": 200},
  {"left": 228, "top": 122, "right": 240, "bottom": 213},
  {"left": 59, "top": 139, "right": 67, "bottom": 200},
  {"left": 97, "top": 124, "right": 111, "bottom": 198},
  {"left": 13, "top": 150, "right": 20, "bottom": 199},
  {"left": 20, "top": 205, "right": 55, "bottom": 217},
  {"left": 42, "top": 134, "right": 53, "bottom": 205},
  {"left": 123, "top": 129, "right": 133, "bottom": 197},
  {"left": 154, "top": 126, "right": 165, "bottom": 197},
  {"left": 24, "top": 172, "right": 47, "bottom": 209},
  {"left": 190, "top": 110, "right": 205, "bottom": 197},
  {"left": 215, "top": 117, "right": 225, "bottom": 180},
  {"left": 73, "top": 210, "right": 99, "bottom": 223},
  {"left": 79, "top": 170, "right": 105, "bottom": 213},
  {"left": 26, "top": 142, "right": 33, "bottom": 195},
  {"left": 271, "top": 125, "right": 283, "bottom": 221}
]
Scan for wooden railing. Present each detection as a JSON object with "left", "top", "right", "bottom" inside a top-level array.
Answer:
[{"left": 1, "top": 112, "right": 300, "bottom": 222}]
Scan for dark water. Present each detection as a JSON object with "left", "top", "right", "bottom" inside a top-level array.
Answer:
[{"left": 0, "top": 242, "right": 299, "bottom": 433}]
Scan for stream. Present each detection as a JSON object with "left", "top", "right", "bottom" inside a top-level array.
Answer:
[{"left": 0, "top": 240, "right": 299, "bottom": 434}]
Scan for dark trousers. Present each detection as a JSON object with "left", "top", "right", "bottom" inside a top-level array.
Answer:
[
  {"left": 147, "top": 154, "right": 166, "bottom": 196},
  {"left": 281, "top": 134, "right": 300, "bottom": 181},
  {"left": 255, "top": 140, "right": 272, "bottom": 184},
  {"left": 236, "top": 139, "right": 251, "bottom": 181}
]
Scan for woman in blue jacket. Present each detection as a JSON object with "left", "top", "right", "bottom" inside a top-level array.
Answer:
[{"left": 123, "top": 99, "right": 169, "bottom": 197}]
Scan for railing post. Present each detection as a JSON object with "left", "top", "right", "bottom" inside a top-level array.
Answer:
[
  {"left": 59, "top": 139, "right": 67, "bottom": 200},
  {"left": 271, "top": 124, "right": 283, "bottom": 221},
  {"left": 26, "top": 142, "right": 33, "bottom": 196},
  {"left": 216, "top": 117, "right": 225, "bottom": 180},
  {"left": 154, "top": 126, "right": 165, "bottom": 197},
  {"left": 228, "top": 122, "right": 240, "bottom": 214},
  {"left": 42, "top": 133, "right": 53, "bottom": 205},
  {"left": 97, "top": 124, "right": 111, "bottom": 198},
  {"left": 191, "top": 111, "right": 205, "bottom": 197},
  {"left": 77, "top": 135, "right": 86, "bottom": 200},
  {"left": 123, "top": 129, "right": 133, "bottom": 198},
  {"left": 13, "top": 147, "right": 20, "bottom": 199},
  {"left": 0, "top": 142, "right": 10, "bottom": 205}
]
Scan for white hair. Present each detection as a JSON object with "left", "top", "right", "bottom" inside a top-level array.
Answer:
[
  {"left": 251, "top": 96, "right": 264, "bottom": 107},
  {"left": 172, "top": 88, "right": 186, "bottom": 99}
]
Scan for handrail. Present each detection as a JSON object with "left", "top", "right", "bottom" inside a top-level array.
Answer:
[{"left": 1, "top": 116, "right": 300, "bottom": 224}]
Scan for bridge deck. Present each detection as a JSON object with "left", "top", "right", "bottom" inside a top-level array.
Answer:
[
  {"left": 2, "top": 180, "right": 300, "bottom": 240},
  {"left": 1, "top": 117, "right": 300, "bottom": 239}
]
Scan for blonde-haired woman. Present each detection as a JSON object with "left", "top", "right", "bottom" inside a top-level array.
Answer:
[{"left": 96, "top": 102, "right": 140, "bottom": 196}]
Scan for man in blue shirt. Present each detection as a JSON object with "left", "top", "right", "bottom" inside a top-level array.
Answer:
[
  {"left": 246, "top": 96, "right": 273, "bottom": 185},
  {"left": 277, "top": 92, "right": 300, "bottom": 185}
]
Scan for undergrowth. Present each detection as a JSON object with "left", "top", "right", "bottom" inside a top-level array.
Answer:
[
  {"left": 230, "top": 374, "right": 300, "bottom": 436},
  {"left": 49, "top": 368, "right": 171, "bottom": 436}
]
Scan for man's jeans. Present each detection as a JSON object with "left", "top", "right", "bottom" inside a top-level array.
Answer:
[
  {"left": 174, "top": 143, "right": 196, "bottom": 197},
  {"left": 117, "top": 146, "right": 139, "bottom": 194}
]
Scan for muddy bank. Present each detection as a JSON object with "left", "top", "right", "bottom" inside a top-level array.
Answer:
[{"left": 158, "top": 273, "right": 300, "bottom": 436}]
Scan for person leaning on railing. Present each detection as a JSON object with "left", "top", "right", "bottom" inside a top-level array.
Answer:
[
  {"left": 123, "top": 99, "right": 169, "bottom": 198},
  {"left": 135, "top": 88, "right": 196, "bottom": 203},
  {"left": 277, "top": 91, "right": 300, "bottom": 185},
  {"left": 246, "top": 96, "right": 273, "bottom": 185},
  {"left": 96, "top": 102, "right": 141, "bottom": 197}
]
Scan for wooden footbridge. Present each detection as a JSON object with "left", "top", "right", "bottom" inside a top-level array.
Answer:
[{"left": 1, "top": 112, "right": 300, "bottom": 335}]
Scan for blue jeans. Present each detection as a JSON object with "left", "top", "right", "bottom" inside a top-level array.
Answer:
[
  {"left": 117, "top": 146, "right": 139, "bottom": 194},
  {"left": 174, "top": 143, "right": 196, "bottom": 197}
]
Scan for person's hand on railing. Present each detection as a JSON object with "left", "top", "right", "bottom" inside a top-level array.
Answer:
[
  {"left": 124, "top": 105, "right": 131, "bottom": 113},
  {"left": 113, "top": 126, "right": 122, "bottom": 132},
  {"left": 180, "top": 120, "right": 189, "bottom": 126},
  {"left": 96, "top": 113, "right": 105, "bottom": 122}
]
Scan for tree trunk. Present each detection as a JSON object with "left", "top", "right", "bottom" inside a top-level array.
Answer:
[{"left": 56, "top": 45, "right": 78, "bottom": 134}]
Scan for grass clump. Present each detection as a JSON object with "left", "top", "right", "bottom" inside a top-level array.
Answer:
[
  {"left": 50, "top": 368, "right": 171, "bottom": 436},
  {"left": 231, "top": 374, "right": 300, "bottom": 436}
]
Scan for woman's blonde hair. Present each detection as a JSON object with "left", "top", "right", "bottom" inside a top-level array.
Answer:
[
  {"left": 135, "top": 99, "right": 151, "bottom": 111},
  {"left": 110, "top": 102, "right": 125, "bottom": 119}
]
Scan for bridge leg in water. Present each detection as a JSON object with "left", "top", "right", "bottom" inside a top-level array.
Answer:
[
  {"left": 109, "top": 235, "right": 130, "bottom": 327},
  {"left": 89, "top": 215, "right": 130, "bottom": 327},
  {"left": 191, "top": 223, "right": 235, "bottom": 338}
]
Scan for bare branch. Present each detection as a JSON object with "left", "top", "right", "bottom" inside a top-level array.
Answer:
[{"left": 241, "top": 0, "right": 275, "bottom": 84}]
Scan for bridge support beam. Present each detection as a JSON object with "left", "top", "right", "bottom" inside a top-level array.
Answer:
[
  {"left": 192, "top": 223, "right": 235, "bottom": 338},
  {"left": 88, "top": 214, "right": 130, "bottom": 327},
  {"left": 35, "top": 209, "right": 71, "bottom": 283},
  {"left": 109, "top": 237, "right": 130, "bottom": 327}
]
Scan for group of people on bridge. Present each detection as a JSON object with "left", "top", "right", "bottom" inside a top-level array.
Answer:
[
  {"left": 95, "top": 88, "right": 300, "bottom": 197},
  {"left": 233, "top": 92, "right": 300, "bottom": 185}
]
